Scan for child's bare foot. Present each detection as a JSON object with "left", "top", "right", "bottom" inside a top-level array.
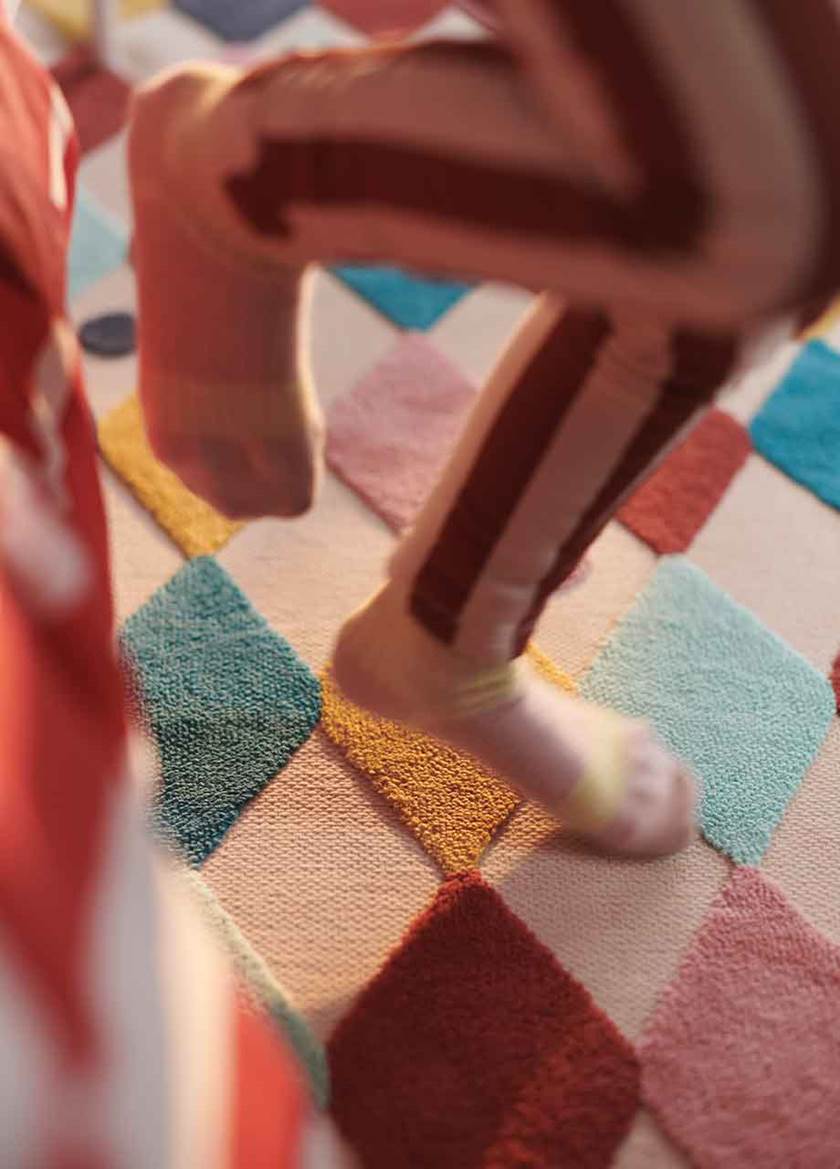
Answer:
[{"left": 332, "top": 585, "right": 697, "bottom": 857}]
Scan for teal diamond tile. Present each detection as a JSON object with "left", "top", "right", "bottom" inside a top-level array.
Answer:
[{"left": 120, "top": 556, "right": 321, "bottom": 863}]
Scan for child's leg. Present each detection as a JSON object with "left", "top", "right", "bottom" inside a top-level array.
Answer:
[
  {"left": 127, "top": 3, "right": 836, "bottom": 854},
  {"left": 333, "top": 296, "right": 738, "bottom": 854},
  {"left": 129, "top": 201, "right": 321, "bottom": 520},
  {"left": 128, "top": 0, "right": 831, "bottom": 516}
]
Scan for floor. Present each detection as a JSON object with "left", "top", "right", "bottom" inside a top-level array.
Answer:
[{"left": 19, "top": 2, "right": 840, "bottom": 1165}]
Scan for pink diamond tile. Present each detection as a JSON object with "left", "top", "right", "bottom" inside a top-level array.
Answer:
[
  {"left": 641, "top": 867, "right": 840, "bottom": 1168},
  {"left": 482, "top": 805, "right": 729, "bottom": 1041},
  {"left": 326, "top": 333, "right": 475, "bottom": 532}
]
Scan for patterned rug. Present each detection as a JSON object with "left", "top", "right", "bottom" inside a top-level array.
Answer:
[{"left": 26, "top": 1, "right": 840, "bottom": 1164}]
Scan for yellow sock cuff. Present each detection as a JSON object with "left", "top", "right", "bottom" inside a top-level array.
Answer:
[
  {"left": 561, "top": 715, "right": 628, "bottom": 832},
  {"left": 447, "top": 661, "right": 521, "bottom": 718}
]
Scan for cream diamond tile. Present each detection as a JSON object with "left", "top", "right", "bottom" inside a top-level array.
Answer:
[
  {"left": 217, "top": 469, "right": 393, "bottom": 673},
  {"left": 79, "top": 132, "right": 131, "bottom": 227},
  {"left": 690, "top": 454, "right": 840, "bottom": 674},
  {"left": 536, "top": 522, "right": 658, "bottom": 680},
  {"left": 248, "top": 5, "right": 363, "bottom": 59},
  {"left": 762, "top": 721, "right": 840, "bottom": 947},
  {"left": 202, "top": 732, "right": 441, "bottom": 1040},
  {"left": 118, "top": 8, "right": 222, "bottom": 82},
  {"left": 482, "top": 803, "right": 730, "bottom": 1041},
  {"left": 307, "top": 269, "right": 399, "bottom": 411},
  {"left": 413, "top": 4, "right": 487, "bottom": 40},
  {"left": 103, "top": 468, "right": 184, "bottom": 622},
  {"left": 15, "top": 2, "right": 68, "bottom": 64},
  {"left": 614, "top": 1110, "right": 691, "bottom": 1169},
  {"left": 428, "top": 282, "right": 534, "bottom": 388},
  {"left": 719, "top": 337, "right": 799, "bottom": 425}
]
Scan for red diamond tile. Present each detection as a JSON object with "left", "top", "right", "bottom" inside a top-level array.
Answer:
[
  {"left": 641, "top": 868, "right": 840, "bottom": 1168},
  {"left": 329, "top": 872, "right": 639, "bottom": 1169},
  {"left": 51, "top": 47, "right": 131, "bottom": 156},
  {"left": 319, "top": 0, "right": 447, "bottom": 36},
  {"left": 618, "top": 408, "right": 752, "bottom": 555},
  {"left": 832, "top": 650, "right": 840, "bottom": 714}
]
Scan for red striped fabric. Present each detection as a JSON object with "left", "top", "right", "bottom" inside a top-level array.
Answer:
[
  {"left": 514, "top": 328, "right": 738, "bottom": 651},
  {"left": 410, "top": 307, "right": 611, "bottom": 644},
  {"left": 744, "top": 0, "right": 840, "bottom": 310},
  {"left": 230, "top": 1001, "right": 306, "bottom": 1169},
  {"left": 1, "top": 21, "right": 309, "bottom": 1167},
  {"left": 225, "top": 5, "right": 709, "bottom": 259}
]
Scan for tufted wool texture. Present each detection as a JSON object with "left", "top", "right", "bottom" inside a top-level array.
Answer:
[
  {"left": 641, "top": 868, "right": 840, "bottom": 1168},
  {"left": 319, "top": 667, "right": 519, "bottom": 873},
  {"left": 68, "top": 188, "right": 128, "bottom": 301},
  {"left": 750, "top": 340, "right": 840, "bottom": 512},
  {"left": 581, "top": 557, "right": 835, "bottom": 864},
  {"left": 319, "top": 646, "right": 574, "bottom": 873},
  {"left": 527, "top": 642, "right": 576, "bottom": 692},
  {"left": 51, "top": 45, "right": 132, "bottom": 154},
  {"left": 329, "top": 871, "right": 640, "bottom": 1169},
  {"left": 761, "top": 720, "right": 840, "bottom": 948},
  {"left": 120, "top": 556, "right": 322, "bottom": 863},
  {"left": 482, "top": 809, "right": 729, "bottom": 1042},
  {"left": 52, "top": 5, "right": 840, "bottom": 1162},
  {"left": 331, "top": 265, "right": 471, "bottom": 330},
  {"left": 618, "top": 409, "right": 752, "bottom": 554},
  {"left": 201, "top": 730, "right": 442, "bottom": 1042},
  {"left": 535, "top": 523, "right": 657, "bottom": 681},
  {"left": 689, "top": 453, "right": 840, "bottom": 675},
  {"left": 98, "top": 395, "right": 244, "bottom": 557},
  {"left": 326, "top": 333, "right": 475, "bottom": 533}
]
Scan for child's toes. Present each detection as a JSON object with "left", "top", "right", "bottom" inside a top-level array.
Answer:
[{"left": 590, "top": 728, "right": 699, "bottom": 857}]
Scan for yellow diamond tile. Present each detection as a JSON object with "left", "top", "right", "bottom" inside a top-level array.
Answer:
[
  {"left": 30, "top": 0, "right": 164, "bottom": 42},
  {"left": 320, "top": 645, "right": 575, "bottom": 874},
  {"left": 98, "top": 394, "right": 243, "bottom": 558}
]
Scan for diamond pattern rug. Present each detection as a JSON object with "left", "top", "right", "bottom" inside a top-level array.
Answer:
[{"left": 30, "top": 2, "right": 840, "bottom": 1163}]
